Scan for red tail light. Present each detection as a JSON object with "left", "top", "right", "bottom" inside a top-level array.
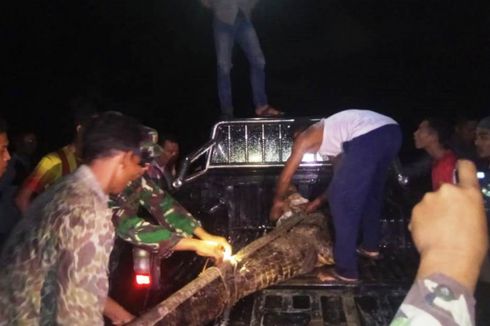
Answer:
[
  {"left": 135, "top": 273, "right": 151, "bottom": 286},
  {"left": 133, "top": 248, "right": 151, "bottom": 287}
]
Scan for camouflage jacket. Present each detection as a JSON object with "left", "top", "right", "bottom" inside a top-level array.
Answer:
[
  {"left": 111, "top": 163, "right": 200, "bottom": 257},
  {"left": 390, "top": 273, "right": 475, "bottom": 326},
  {"left": 0, "top": 165, "right": 114, "bottom": 325}
]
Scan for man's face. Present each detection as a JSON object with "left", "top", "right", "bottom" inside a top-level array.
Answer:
[
  {"left": 475, "top": 128, "right": 490, "bottom": 161},
  {"left": 21, "top": 133, "right": 37, "bottom": 155},
  {"left": 0, "top": 132, "right": 11, "bottom": 177},
  {"left": 160, "top": 140, "right": 179, "bottom": 166},
  {"left": 110, "top": 152, "right": 148, "bottom": 194},
  {"left": 413, "top": 120, "right": 436, "bottom": 149},
  {"left": 455, "top": 120, "right": 477, "bottom": 144}
]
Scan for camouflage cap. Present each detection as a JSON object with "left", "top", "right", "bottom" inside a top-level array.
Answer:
[{"left": 139, "top": 126, "right": 163, "bottom": 164}]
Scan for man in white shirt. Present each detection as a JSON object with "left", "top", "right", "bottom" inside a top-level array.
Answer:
[{"left": 270, "top": 109, "right": 402, "bottom": 282}]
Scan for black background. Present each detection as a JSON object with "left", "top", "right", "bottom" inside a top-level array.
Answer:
[{"left": 2, "top": 0, "right": 489, "bottom": 157}]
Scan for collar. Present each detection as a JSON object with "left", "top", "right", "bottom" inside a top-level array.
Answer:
[{"left": 76, "top": 165, "right": 109, "bottom": 203}]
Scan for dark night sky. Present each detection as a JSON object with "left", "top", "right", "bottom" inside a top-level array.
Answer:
[{"left": 2, "top": 0, "right": 489, "bottom": 155}]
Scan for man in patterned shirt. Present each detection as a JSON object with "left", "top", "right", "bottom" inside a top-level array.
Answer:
[
  {"left": 111, "top": 127, "right": 231, "bottom": 262},
  {"left": 0, "top": 111, "right": 147, "bottom": 325}
]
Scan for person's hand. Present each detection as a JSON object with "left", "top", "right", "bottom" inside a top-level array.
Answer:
[
  {"left": 270, "top": 199, "right": 286, "bottom": 221},
  {"left": 104, "top": 298, "right": 135, "bottom": 325},
  {"left": 112, "top": 315, "right": 135, "bottom": 326},
  {"left": 206, "top": 235, "right": 232, "bottom": 256},
  {"left": 410, "top": 160, "right": 488, "bottom": 292},
  {"left": 193, "top": 227, "right": 232, "bottom": 256},
  {"left": 305, "top": 195, "right": 327, "bottom": 213},
  {"left": 195, "top": 240, "right": 225, "bottom": 264}
]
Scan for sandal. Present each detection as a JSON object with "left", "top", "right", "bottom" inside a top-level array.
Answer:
[
  {"left": 317, "top": 269, "right": 359, "bottom": 284},
  {"left": 357, "top": 247, "right": 382, "bottom": 260},
  {"left": 255, "top": 105, "right": 285, "bottom": 117}
]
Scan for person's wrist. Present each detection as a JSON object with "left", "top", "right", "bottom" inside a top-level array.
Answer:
[
  {"left": 193, "top": 227, "right": 209, "bottom": 240},
  {"left": 176, "top": 238, "right": 199, "bottom": 251},
  {"left": 273, "top": 197, "right": 283, "bottom": 205},
  {"left": 417, "top": 249, "right": 481, "bottom": 293}
]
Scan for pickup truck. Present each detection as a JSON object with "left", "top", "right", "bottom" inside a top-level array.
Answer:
[{"left": 109, "top": 118, "right": 486, "bottom": 325}]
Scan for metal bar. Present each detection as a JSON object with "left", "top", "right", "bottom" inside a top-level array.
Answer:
[
  {"left": 245, "top": 124, "right": 249, "bottom": 162},
  {"left": 227, "top": 125, "right": 231, "bottom": 164},
  {"left": 342, "top": 294, "right": 361, "bottom": 326},
  {"left": 278, "top": 124, "right": 283, "bottom": 162},
  {"left": 207, "top": 163, "right": 328, "bottom": 169},
  {"left": 261, "top": 123, "right": 265, "bottom": 163}
]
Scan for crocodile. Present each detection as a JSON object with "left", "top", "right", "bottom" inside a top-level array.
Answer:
[{"left": 128, "top": 211, "right": 334, "bottom": 326}]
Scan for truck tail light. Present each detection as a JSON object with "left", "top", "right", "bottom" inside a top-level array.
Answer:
[
  {"left": 135, "top": 273, "right": 151, "bottom": 286},
  {"left": 133, "top": 248, "right": 151, "bottom": 288}
]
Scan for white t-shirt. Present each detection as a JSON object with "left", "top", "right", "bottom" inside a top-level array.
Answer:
[{"left": 316, "top": 110, "right": 398, "bottom": 157}]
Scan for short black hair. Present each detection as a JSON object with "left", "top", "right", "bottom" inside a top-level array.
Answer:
[
  {"left": 289, "top": 118, "right": 315, "bottom": 139},
  {"left": 159, "top": 132, "right": 178, "bottom": 145},
  {"left": 0, "top": 116, "right": 7, "bottom": 134},
  {"left": 453, "top": 115, "right": 479, "bottom": 127},
  {"left": 426, "top": 118, "right": 452, "bottom": 149},
  {"left": 81, "top": 111, "right": 143, "bottom": 163}
]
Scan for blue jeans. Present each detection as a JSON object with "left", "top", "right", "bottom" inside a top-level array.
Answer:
[
  {"left": 327, "top": 125, "right": 402, "bottom": 279},
  {"left": 213, "top": 16, "right": 267, "bottom": 116}
]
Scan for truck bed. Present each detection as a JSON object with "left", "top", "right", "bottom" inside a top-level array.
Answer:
[{"left": 222, "top": 249, "right": 418, "bottom": 326}]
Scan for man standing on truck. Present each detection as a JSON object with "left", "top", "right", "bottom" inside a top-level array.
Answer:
[
  {"left": 270, "top": 109, "right": 401, "bottom": 282},
  {"left": 200, "top": 0, "right": 283, "bottom": 119}
]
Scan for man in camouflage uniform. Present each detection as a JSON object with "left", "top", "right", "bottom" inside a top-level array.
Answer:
[
  {"left": 0, "top": 111, "right": 147, "bottom": 325},
  {"left": 111, "top": 127, "right": 231, "bottom": 262}
]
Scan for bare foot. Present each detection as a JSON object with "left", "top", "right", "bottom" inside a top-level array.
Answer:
[{"left": 316, "top": 269, "right": 359, "bottom": 283}]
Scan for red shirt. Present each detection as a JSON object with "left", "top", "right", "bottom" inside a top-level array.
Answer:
[{"left": 432, "top": 150, "right": 457, "bottom": 190}]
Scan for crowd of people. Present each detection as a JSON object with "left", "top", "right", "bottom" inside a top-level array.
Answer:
[
  {"left": 0, "top": 0, "right": 487, "bottom": 324},
  {"left": 0, "top": 106, "right": 489, "bottom": 324},
  {"left": 0, "top": 109, "right": 231, "bottom": 324}
]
